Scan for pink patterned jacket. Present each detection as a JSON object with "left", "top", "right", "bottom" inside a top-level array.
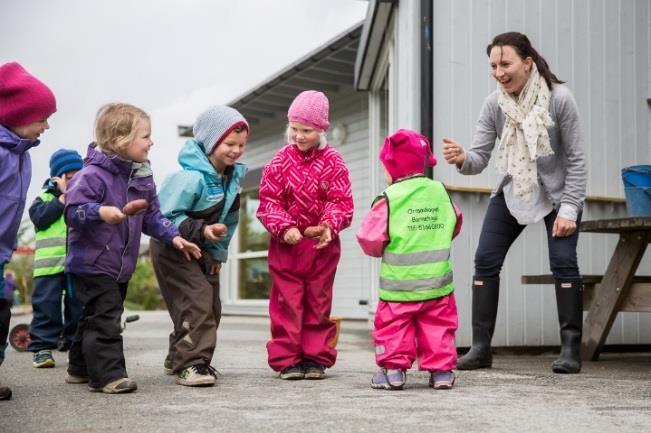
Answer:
[{"left": 257, "top": 143, "right": 354, "bottom": 239}]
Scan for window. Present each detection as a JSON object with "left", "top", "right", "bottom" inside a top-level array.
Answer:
[{"left": 237, "top": 187, "right": 271, "bottom": 300}]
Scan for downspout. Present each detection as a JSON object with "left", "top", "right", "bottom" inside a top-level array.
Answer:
[{"left": 420, "top": 0, "right": 433, "bottom": 178}]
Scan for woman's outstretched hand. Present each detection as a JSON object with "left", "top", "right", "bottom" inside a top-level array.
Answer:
[
  {"left": 442, "top": 137, "right": 466, "bottom": 166},
  {"left": 552, "top": 217, "right": 577, "bottom": 238}
]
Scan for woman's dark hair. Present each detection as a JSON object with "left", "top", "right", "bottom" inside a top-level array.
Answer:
[{"left": 486, "top": 32, "right": 564, "bottom": 90}]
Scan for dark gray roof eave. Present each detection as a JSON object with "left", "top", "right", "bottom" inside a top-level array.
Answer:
[{"left": 227, "top": 22, "right": 364, "bottom": 108}]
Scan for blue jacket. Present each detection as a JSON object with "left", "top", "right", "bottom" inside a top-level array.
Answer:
[
  {"left": 64, "top": 144, "right": 179, "bottom": 282},
  {"left": 0, "top": 124, "right": 40, "bottom": 264},
  {"left": 158, "top": 139, "right": 246, "bottom": 262}
]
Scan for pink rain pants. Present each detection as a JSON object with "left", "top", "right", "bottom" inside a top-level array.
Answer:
[
  {"left": 373, "top": 293, "right": 458, "bottom": 371},
  {"left": 266, "top": 237, "right": 341, "bottom": 371}
]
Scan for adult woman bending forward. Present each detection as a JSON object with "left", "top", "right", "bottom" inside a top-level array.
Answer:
[{"left": 443, "top": 32, "right": 586, "bottom": 374}]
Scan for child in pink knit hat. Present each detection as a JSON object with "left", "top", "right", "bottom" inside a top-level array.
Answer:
[
  {"left": 0, "top": 61, "right": 57, "bottom": 401},
  {"left": 257, "top": 90, "right": 354, "bottom": 380},
  {"left": 356, "top": 128, "right": 463, "bottom": 390}
]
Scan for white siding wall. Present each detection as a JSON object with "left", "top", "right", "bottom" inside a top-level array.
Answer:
[
  {"left": 430, "top": 0, "right": 651, "bottom": 346},
  {"left": 393, "top": 0, "right": 421, "bottom": 129},
  {"left": 225, "top": 86, "right": 370, "bottom": 319}
]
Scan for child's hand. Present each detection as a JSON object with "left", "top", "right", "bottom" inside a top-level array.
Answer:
[
  {"left": 203, "top": 223, "right": 228, "bottom": 241},
  {"left": 304, "top": 225, "right": 326, "bottom": 239},
  {"left": 172, "top": 236, "right": 202, "bottom": 261},
  {"left": 52, "top": 176, "right": 67, "bottom": 194},
  {"left": 209, "top": 262, "right": 222, "bottom": 275},
  {"left": 442, "top": 137, "right": 466, "bottom": 165},
  {"left": 315, "top": 226, "right": 332, "bottom": 250},
  {"left": 283, "top": 227, "right": 303, "bottom": 245},
  {"left": 99, "top": 206, "right": 126, "bottom": 224}
]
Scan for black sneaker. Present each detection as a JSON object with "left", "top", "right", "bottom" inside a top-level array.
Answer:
[
  {"left": 303, "top": 360, "right": 326, "bottom": 380},
  {"left": 0, "top": 383, "right": 11, "bottom": 401},
  {"left": 279, "top": 364, "right": 305, "bottom": 380}
]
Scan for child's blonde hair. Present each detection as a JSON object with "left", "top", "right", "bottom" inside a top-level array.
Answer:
[{"left": 94, "top": 103, "right": 149, "bottom": 154}]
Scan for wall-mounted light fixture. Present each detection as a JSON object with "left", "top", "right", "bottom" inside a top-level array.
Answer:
[{"left": 331, "top": 123, "right": 348, "bottom": 146}]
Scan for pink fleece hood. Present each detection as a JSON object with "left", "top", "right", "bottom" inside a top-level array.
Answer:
[{"left": 380, "top": 129, "right": 437, "bottom": 182}]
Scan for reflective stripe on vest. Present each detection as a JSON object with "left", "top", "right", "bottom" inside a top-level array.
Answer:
[
  {"left": 33, "top": 191, "right": 67, "bottom": 277},
  {"left": 378, "top": 177, "right": 456, "bottom": 302}
]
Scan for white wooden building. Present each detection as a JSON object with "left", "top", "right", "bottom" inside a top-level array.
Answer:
[{"left": 197, "top": 0, "right": 650, "bottom": 347}]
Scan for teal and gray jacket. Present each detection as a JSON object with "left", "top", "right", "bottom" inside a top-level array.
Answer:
[{"left": 158, "top": 139, "right": 247, "bottom": 262}]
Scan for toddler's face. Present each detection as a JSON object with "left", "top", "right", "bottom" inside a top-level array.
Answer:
[
  {"left": 383, "top": 166, "right": 393, "bottom": 185},
  {"left": 11, "top": 118, "right": 50, "bottom": 140},
  {"left": 123, "top": 120, "right": 152, "bottom": 163},
  {"left": 209, "top": 129, "right": 247, "bottom": 173},
  {"left": 288, "top": 121, "right": 321, "bottom": 152}
]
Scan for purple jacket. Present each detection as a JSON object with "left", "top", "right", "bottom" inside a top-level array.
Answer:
[
  {"left": 64, "top": 144, "right": 178, "bottom": 282},
  {"left": 0, "top": 124, "right": 40, "bottom": 264}
]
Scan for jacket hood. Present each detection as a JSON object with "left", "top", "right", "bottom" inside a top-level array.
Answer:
[
  {"left": 84, "top": 142, "right": 139, "bottom": 176},
  {"left": 0, "top": 124, "right": 40, "bottom": 154},
  {"left": 178, "top": 138, "right": 246, "bottom": 181}
]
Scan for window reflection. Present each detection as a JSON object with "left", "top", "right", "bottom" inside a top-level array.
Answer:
[
  {"left": 238, "top": 188, "right": 271, "bottom": 299},
  {"left": 238, "top": 258, "right": 271, "bottom": 299}
]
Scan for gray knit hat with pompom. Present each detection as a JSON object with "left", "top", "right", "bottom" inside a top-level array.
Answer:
[{"left": 193, "top": 105, "right": 249, "bottom": 155}]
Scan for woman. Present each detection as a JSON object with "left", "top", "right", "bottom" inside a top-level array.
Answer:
[{"left": 442, "top": 32, "right": 586, "bottom": 374}]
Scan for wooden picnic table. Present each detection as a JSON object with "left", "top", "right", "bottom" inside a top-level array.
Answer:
[{"left": 580, "top": 216, "right": 651, "bottom": 360}]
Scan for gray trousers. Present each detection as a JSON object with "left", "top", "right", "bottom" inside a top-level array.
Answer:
[{"left": 150, "top": 239, "right": 221, "bottom": 373}]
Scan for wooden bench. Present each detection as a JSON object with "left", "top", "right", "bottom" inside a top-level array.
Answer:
[{"left": 521, "top": 274, "right": 651, "bottom": 312}]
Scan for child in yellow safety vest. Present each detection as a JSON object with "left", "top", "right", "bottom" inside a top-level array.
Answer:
[
  {"left": 28, "top": 149, "right": 83, "bottom": 369},
  {"left": 356, "top": 129, "right": 463, "bottom": 390}
]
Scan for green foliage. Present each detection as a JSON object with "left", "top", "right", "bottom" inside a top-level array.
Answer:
[
  {"left": 6, "top": 219, "right": 36, "bottom": 304},
  {"left": 126, "top": 256, "right": 164, "bottom": 310}
]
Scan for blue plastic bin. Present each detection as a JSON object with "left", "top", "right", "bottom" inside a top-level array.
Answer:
[{"left": 621, "top": 165, "right": 651, "bottom": 217}]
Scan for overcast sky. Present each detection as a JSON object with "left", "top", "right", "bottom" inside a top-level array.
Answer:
[{"left": 1, "top": 0, "right": 367, "bottom": 216}]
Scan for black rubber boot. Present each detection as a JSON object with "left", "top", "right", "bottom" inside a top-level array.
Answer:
[
  {"left": 551, "top": 278, "right": 583, "bottom": 374},
  {"left": 457, "top": 276, "right": 500, "bottom": 370}
]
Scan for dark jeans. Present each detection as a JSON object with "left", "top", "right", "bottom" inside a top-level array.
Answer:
[
  {"left": 475, "top": 193, "right": 581, "bottom": 279},
  {"left": 67, "top": 274, "right": 128, "bottom": 388},
  {"left": 28, "top": 274, "right": 82, "bottom": 352},
  {"left": 0, "top": 299, "right": 9, "bottom": 367},
  {"left": 0, "top": 265, "right": 9, "bottom": 367}
]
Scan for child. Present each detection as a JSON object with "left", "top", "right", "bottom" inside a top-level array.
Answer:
[
  {"left": 28, "top": 149, "right": 84, "bottom": 368},
  {"left": 63, "top": 103, "right": 201, "bottom": 394},
  {"left": 257, "top": 90, "right": 354, "bottom": 380},
  {"left": 356, "top": 129, "right": 463, "bottom": 390},
  {"left": 151, "top": 105, "right": 249, "bottom": 387},
  {"left": 0, "top": 61, "right": 57, "bottom": 401}
]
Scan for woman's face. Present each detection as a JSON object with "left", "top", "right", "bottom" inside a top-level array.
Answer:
[{"left": 489, "top": 45, "right": 532, "bottom": 96}]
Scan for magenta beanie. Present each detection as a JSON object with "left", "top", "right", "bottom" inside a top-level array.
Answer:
[
  {"left": 380, "top": 129, "right": 437, "bottom": 182},
  {"left": 0, "top": 62, "right": 57, "bottom": 128},
  {"left": 287, "top": 90, "right": 330, "bottom": 131}
]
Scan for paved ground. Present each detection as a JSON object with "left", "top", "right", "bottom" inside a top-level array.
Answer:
[{"left": 1, "top": 310, "right": 650, "bottom": 433}]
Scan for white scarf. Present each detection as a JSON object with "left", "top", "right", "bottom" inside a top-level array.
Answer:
[{"left": 496, "top": 63, "right": 554, "bottom": 202}]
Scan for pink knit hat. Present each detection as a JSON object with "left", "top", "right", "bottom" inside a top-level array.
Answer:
[
  {"left": 287, "top": 90, "right": 330, "bottom": 131},
  {"left": 380, "top": 129, "right": 437, "bottom": 182},
  {"left": 0, "top": 62, "right": 57, "bottom": 127}
]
